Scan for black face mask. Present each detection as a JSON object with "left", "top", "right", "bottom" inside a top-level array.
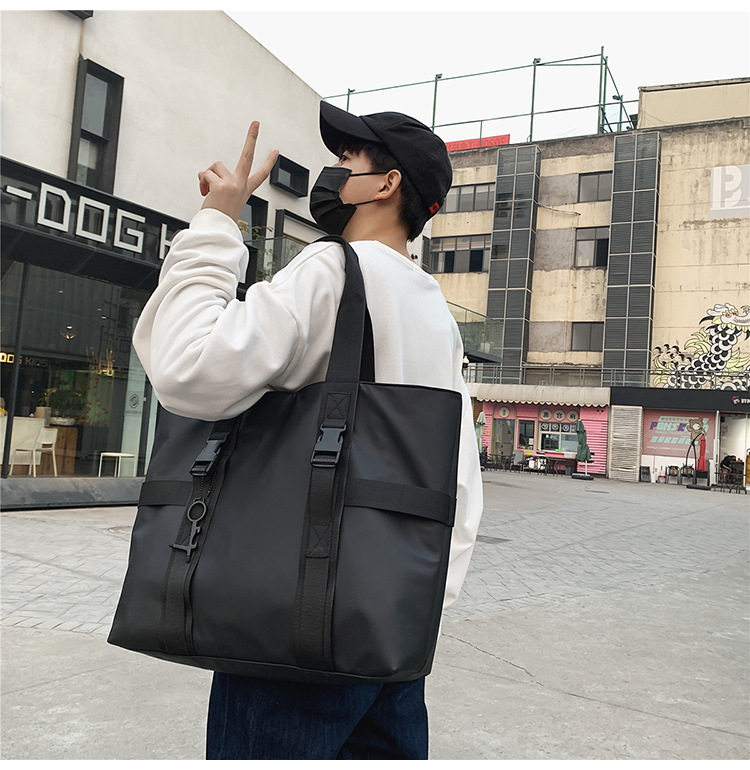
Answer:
[{"left": 309, "top": 166, "right": 384, "bottom": 235}]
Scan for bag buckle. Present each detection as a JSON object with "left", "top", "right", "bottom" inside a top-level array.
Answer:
[
  {"left": 311, "top": 424, "right": 346, "bottom": 468},
  {"left": 190, "top": 432, "right": 230, "bottom": 477}
]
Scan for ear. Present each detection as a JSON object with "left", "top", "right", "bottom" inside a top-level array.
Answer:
[{"left": 374, "top": 169, "right": 402, "bottom": 201}]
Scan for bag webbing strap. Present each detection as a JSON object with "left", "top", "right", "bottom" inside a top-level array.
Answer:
[
  {"left": 293, "top": 390, "right": 353, "bottom": 671},
  {"left": 138, "top": 480, "right": 193, "bottom": 507},
  {"left": 292, "top": 238, "right": 371, "bottom": 671},
  {"left": 344, "top": 478, "right": 456, "bottom": 526},
  {"left": 138, "top": 477, "right": 455, "bottom": 524},
  {"left": 157, "top": 420, "right": 235, "bottom": 656},
  {"left": 315, "top": 236, "right": 374, "bottom": 384}
]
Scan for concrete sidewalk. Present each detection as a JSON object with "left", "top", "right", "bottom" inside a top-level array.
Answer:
[{"left": 1, "top": 472, "right": 748, "bottom": 760}]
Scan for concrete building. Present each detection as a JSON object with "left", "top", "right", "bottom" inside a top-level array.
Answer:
[
  {"left": 0, "top": 10, "right": 342, "bottom": 507},
  {"left": 428, "top": 78, "right": 750, "bottom": 484}
]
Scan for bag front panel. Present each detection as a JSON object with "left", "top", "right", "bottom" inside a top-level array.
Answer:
[
  {"left": 188, "top": 386, "right": 324, "bottom": 665},
  {"left": 110, "top": 380, "right": 463, "bottom": 682},
  {"left": 109, "top": 409, "right": 217, "bottom": 651},
  {"left": 333, "top": 504, "right": 452, "bottom": 676},
  {"left": 347, "top": 383, "right": 462, "bottom": 495},
  {"left": 108, "top": 503, "right": 189, "bottom": 651},
  {"left": 330, "top": 383, "right": 462, "bottom": 677}
]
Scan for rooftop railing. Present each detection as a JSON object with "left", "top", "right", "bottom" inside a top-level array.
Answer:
[{"left": 465, "top": 363, "right": 750, "bottom": 390}]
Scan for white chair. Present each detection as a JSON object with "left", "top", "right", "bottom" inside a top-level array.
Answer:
[
  {"left": 35, "top": 427, "right": 59, "bottom": 477},
  {"left": 3, "top": 417, "right": 46, "bottom": 476}
]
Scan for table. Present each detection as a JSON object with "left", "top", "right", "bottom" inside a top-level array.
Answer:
[
  {"left": 486, "top": 453, "right": 508, "bottom": 470},
  {"left": 98, "top": 452, "right": 136, "bottom": 477},
  {"left": 545, "top": 455, "right": 577, "bottom": 475}
]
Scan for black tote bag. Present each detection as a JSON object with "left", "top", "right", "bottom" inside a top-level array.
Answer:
[{"left": 108, "top": 236, "right": 463, "bottom": 683}]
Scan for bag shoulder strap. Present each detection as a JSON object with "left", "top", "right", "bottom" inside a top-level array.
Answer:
[{"left": 315, "top": 235, "right": 375, "bottom": 384}]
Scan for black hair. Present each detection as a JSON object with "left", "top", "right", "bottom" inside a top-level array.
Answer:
[{"left": 338, "top": 140, "right": 429, "bottom": 241}]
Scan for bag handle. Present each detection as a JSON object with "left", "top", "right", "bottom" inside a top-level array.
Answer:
[{"left": 315, "top": 235, "right": 375, "bottom": 384}]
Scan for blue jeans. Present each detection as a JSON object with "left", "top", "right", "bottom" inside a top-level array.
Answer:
[{"left": 205, "top": 672, "right": 428, "bottom": 759}]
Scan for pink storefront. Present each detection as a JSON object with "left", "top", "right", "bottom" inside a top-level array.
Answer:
[{"left": 479, "top": 400, "right": 609, "bottom": 476}]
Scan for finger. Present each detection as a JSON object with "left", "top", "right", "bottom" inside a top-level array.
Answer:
[
  {"left": 235, "top": 121, "right": 260, "bottom": 178},
  {"left": 246, "top": 150, "right": 279, "bottom": 192},
  {"left": 198, "top": 168, "right": 222, "bottom": 195},
  {"left": 207, "top": 161, "right": 231, "bottom": 178},
  {"left": 198, "top": 171, "right": 210, "bottom": 197}
]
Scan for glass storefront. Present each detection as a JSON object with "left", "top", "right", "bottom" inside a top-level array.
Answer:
[
  {"left": 1, "top": 260, "right": 155, "bottom": 478},
  {"left": 0, "top": 157, "right": 187, "bottom": 497}
]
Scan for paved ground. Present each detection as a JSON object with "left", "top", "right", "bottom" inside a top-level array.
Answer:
[{"left": 1, "top": 471, "right": 748, "bottom": 760}]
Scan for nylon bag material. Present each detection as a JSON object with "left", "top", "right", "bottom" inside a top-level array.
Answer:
[{"left": 108, "top": 236, "right": 462, "bottom": 683}]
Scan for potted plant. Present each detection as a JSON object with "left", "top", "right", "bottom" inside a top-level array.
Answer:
[{"left": 45, "top": 387, "right": 85, "bottom": 425}]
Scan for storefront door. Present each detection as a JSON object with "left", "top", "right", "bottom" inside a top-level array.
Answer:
[{"left": 1, "top": 260, "right": 154, "bottom": 477}]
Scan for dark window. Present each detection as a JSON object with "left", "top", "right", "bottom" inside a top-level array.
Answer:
[
  {"left": 578, "top": 171, "right": 612, "bottom": 202},
  {"left": 237, "top": 195, "right": 269, "bottom": 241},
  {"left": 428, "top": 234, "right": 490, "bottom": 274},
  {"left": 571, "top": 322, "right": 604, "bottom": 351},
  {"left": 444, "top": 187, "right": 459, "bottom": 213},
  {"left": 518, "top": 419, "right": 535, "bottom": 450},
  {"left": 68, "top": 59, "right": 123, "bottom": 193},
  {"left": 458, "top": 187, "right": 473, "bottom": 212},
  {"left": 575, "top": 227, "right": 609, "bottom": 267},
  {"left": 443, "top": 183, "right": 495, "bottom": 213},
  {"left": 270, "top": 155, "right": 309, "bottom": 197}
]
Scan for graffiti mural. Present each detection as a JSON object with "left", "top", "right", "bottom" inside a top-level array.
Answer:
[{"left": 652, "top": 303, "right": 750, "bottom": 389}]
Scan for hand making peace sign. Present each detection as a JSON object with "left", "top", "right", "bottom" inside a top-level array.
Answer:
[{"left": 198, "top": 121, "right": 279, "bottom": 222}]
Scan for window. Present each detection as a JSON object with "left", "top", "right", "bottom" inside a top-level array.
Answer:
[
  {"left": 428, "top": 234, "right": 491, "bottom": 274},
  {"left": 68, "top": 60, "right": 124, "bottom": 193},
  {"left": 578, "top": 171, "right": 612, "bottom": 202},
  {"left": 443, "top": 183, "right": 495, "bottom": 213},
  {"left": 518, "top": 419, "right": 535, "bottom": 450},
  {"left": 493, "top": 418, "right": 515, "bottom": 456},
  {"left": 571, "top": 322, "right": 604, "bottom": 351},
  {"left": 1, "top": 262, "right": 153, "bottom": 477},
  {"left": 539, "top": 422, "right": 579, "bottom": 453},
  {"left": 575, "top": 227, "right": 609, "bottom": 267},
  {"left": 237, "top": 195, "right": 269, "bottom": 241},
  {"left": 270, "top": 155, "right": 309, "bottom": 197}
]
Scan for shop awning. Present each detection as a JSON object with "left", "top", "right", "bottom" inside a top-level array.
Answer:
[{"left": 467, "top": 383, "right": 610, "bottom": 407}]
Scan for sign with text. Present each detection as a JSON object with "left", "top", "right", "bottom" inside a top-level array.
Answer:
[
  {"left": 710, "top": 164, "right": 749, "bottom": 219},
  {"left": 642, "top": 410, "right": 715, "bottom": 458},
  {"left": 1, "top": 157, "right": 186, "bottom": 265}
]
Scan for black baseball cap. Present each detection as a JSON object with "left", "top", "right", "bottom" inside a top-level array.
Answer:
[{"left": 319, "top": 101, "right": 453, "bottom": 217}]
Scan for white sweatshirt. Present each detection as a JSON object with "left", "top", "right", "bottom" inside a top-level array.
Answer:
[{"left": 132, "top": 208, "right": 483, "bottom": 609}]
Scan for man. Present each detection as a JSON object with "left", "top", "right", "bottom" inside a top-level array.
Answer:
[{"left": 132, "top": 102, "right": 483, "bottom": 759}]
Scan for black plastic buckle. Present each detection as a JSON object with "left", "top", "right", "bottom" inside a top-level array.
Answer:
[
  {"left": 190, "top": 434, "right": 229, "bottom": 477},
  {"left": 311, "top": 424, "right": 346, "bottom": 468}
]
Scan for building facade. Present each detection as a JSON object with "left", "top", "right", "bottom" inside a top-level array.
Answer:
[
  {"left": 0, "top": 10, "right": 341, "bottom": 507},
  {"left": 429, "top": 78, "right": 750, "bottom": 483}
]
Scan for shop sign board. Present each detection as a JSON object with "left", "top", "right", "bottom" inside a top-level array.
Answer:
[
  {"left": 1, "top": 158, "right": 186, "bottom": 265},
  {"left": 642, "top": 410, "right": 715, "bottom": 458}
]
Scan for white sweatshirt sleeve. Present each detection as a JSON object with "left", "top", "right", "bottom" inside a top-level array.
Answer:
[
  {"left": 132, "top": 208, "right": 345, "bottom": 421},
  {"left": 443, "top": 331, "right": 484, "bottom": 609}
]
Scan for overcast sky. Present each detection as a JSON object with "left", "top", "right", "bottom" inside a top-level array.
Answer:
[{"left": 228, "top": 2, "right": 749, "bottom": 143}]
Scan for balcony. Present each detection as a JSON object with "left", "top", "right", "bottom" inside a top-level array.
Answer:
[{"left": 447, "top": 303, "right": 503, "bottom": 362}]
